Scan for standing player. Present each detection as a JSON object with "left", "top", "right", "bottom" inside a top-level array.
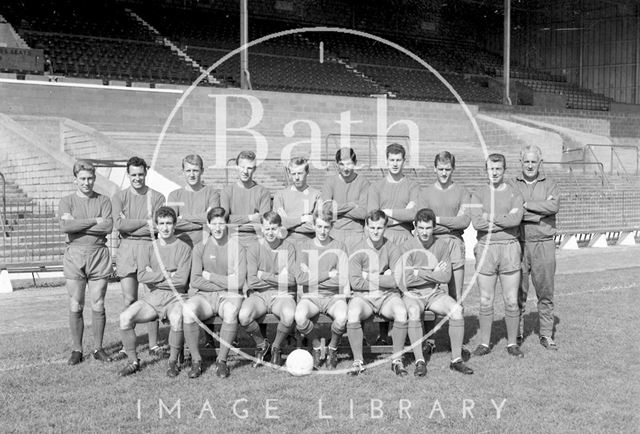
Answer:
[
  {"left": 220, "top": 150, "right": 271, "bottom": 250},
  {"left": 346, "top": 210, "right": 409, "bottom": 376},
  {"left": 239, "top": 211, "right": 297, "bottom": 367},
  {"left": 167, "top": 154, "right": 220, "bottom": 247},
  {"left": 367, "top": 143, "right": 419, "bottom": 344},
  {"left": 117, "top": 207, "right": 192, "bottom": 377},
  {"left": 112, "top": 156, "right": 165, "bottom": 359},
  {"left": 399, "top": 208, "right": 474, "bottom": 376},
  {"left": 418, "top": 151, "right": 471, "bottom": 301},
  {"left": 470, "top": 154, "right": 525, "bottom": 358},
  {"left": 59, "top": 161, "right": 113, "bottom": 365},
  {"left": 182, "top": 207, "right": 246, "bottom": 378},
  {"left": 512, "top": 145, "right": 559, "bottom": 349},
  {"left": 294, "top": 209, "right": 349, "bottom": 369},
  {"left": 273, "top": 157, "right": 320, "bottom": 244},
  {"left": 320, "top": 148, "right": 370, "bottom": 253}
]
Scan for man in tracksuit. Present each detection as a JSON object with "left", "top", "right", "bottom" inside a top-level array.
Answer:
[{"left": 512, "top": 145, "right": 559, "bottom": 350}]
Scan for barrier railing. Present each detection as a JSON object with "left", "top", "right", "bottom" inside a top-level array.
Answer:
[
  {"left": 584, "top": 144, "right": 639, "bottom": 176},
  {"left": 543, "top": 161, "right": 608, "bottom": 187},
  {"left": 0, "top": 171, "right": 7, "bottom": 238}
]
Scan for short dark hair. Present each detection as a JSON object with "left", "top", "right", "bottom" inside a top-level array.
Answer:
[
  {"left": 261, "top": 211, "right": 282, "bottom": 226},
  {"left": 414, "top": 208, "right": 436, "bottom": 226},
  {"left": 73, "top": 160, "right": 96, "bottom": 177},
  {"left": 126, "top": 156, "right": 148, "bottom": 174},
  {"left": 386, "top": 143, "right": 406, "bottom": 159},
  {"left": 486, "top": 153, "right": 506, "bottom": 170},
  {"left": 335, "top": 147, "right": 357, "bottom": 164},
  {"left": 434, "top": 151, "right": 455, "bottom": 169},
  {"left": 236, "top": 150, "right": 256, "bottom": 164},
  {"left": 155, "top": 206, "right": 177, "bottom": 224},
  {"left": 366, "top": 209, "right": 388, "bottom": 226},
  {"left": 207, "top": 206, "right": 228, "bottom": 223},
  {"left": 313, "top": 208, "right": 334, "bottom": 226},
  {"left": 287, "top": 157, "right": 309, "bottom": 174}
]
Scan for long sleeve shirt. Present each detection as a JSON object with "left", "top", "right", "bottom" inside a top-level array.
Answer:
[
  {"left": 296, "top": 237, "right": 349, "bottom": 296},
  {"left": 399, "top": 237, "right": 452, "bottom": 295},
  {"left": 167, "top": 185, "right": 220, "bottom": 235},
  {"left": 511, "top": 175, "right": 559, "bottom": 242},
  {"left": 137, "top": 238, "right": 192, "bottom": 293},
  {"left": 320, "top": 173, "right": 369, "bottom": 232},
  {"left": 272, "top": 186, "right": 320, "bottom": 235},
  {"left": 368, "top": 177, "right": 420, "bottom": 233},
  {"left": 246, "top": 238, "right": 297, "bottom": 294},
  {"left": 112, "top": 187, "right": 165, "bottom": 240},
  {"left": 189, "top": 236, "right": 245, "bottom": 294},
  {"left": 470, "top": 183, "right": 524, "bottom": 243},
  {"left": 59, "top": 192, "right": 113, "bottom": 245},
  {"left": 418, "top": 183, "right": 471, "bottom": 239},
  {"left": 220, "top": 181, "right": 271, "bottom": 233},
  {"left": 349, "top": 238, "right": 401, "bottom": 294}
]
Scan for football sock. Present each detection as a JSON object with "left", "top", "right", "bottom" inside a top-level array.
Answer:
[
  {"left": 148, "top": 320, "right": 159, "bottom": 349},
  {"left": 479, "top": 306, "right": 494, "bottom": 347},
  {"left": 69, "top": 310, "right": 84, "bottom": 352},
  {"left": 168, "top": 329, "right": 184, "bottom": 363},
  {"left": 329, "top": 322, "right": 345, "bottom": 348},
  {"left": 297, "top": 319, "right": 320, "bottom": 348},
  {"left": 390, "top": 321, "right": 408, "bottom": 355},
  {"left": 91, "top": 309, "right": 106, "bottom": 349},
  {"left": 218, "top": 322, "right": 238, "bottom": 363},
  {"left": 121, "top": 327, "right": 137, "bottom": 360},
  {"left": 346, "top": 322, "right": 364, "bottom": 362},
  {"left": 408, "top": 320, "right": 424, "bottom": 360},
  {"left": 449, "top": 318, "right": 465, "bottom": 361},
  {"left": 183, "top": 322, "right": 202, "bottom": 363},
  {"left": 245, "top": 320, "right": 265, "bottom": 345},
  {"left": 273, "top": 322, "right": 293, "bottom": 349},
  {"left": 505, "top": 308, "right": 520, "bottom": 346}
]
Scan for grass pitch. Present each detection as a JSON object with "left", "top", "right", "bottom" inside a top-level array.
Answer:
[{"left": 0, "top": 251, "right": 639, "bottom": 433}]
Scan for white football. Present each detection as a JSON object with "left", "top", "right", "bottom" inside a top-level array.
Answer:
[{"left": 285, "top": 349, "right": 314, "bottom": 376}]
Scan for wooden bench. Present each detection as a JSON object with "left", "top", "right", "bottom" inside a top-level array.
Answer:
[
  {"left": 196, "top": 311, "right": 437, "bottom": 357},
  {"left": 1, "top": 263, "right": 64, "bottom": 286}
]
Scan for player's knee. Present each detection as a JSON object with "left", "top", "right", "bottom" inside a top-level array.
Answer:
[
  {"left": 119, "top": 311, "right": 133, "bottom": 329},
  {"left": 392, "top": 306, "right": 408, "bottom": 322},
  {"left": 182, "top": 301, "right": 198, "bottom": 323},
  {"left": 504, "top": 299, "right": 518, "bottom": 311},
  {"left": 168, "top": 311, "right": 183, "bottom": 331},
  {"left": 280, "top": 308, "right": 295, "bottom": 326},
  {"left": 69, "top": 299, "right": 83, "bottom": 313},
  {"left": 294, "top": 306, "right": 309, "bottom": 324},
  {"left": 407, "top": 305, "right": 422, "bottom": 321},
  {"left": 91, "top": 299, "right": 104, "bottom": 312},
  {"left": 479, "top": 294, "right": 494, "bottom": 307},
  {"left": 450, "top": 304, "right": 463, "bottom": 321},
  {"left": 221, "top": 303, "right": 239, "bottom": 323},
  {"left": 238, "top": 307, "right": 252, "bottom": 326},
  {"left": 347, "top": 306, "right": 361, "bottom": 323}
]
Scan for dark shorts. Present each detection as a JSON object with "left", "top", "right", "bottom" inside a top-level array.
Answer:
[
  {"left": 192, "top": 291, "right": 243, "bottom": 315},
  {"left": 141, "top": 290, "right": 185, "bottom": 323},
  {"left": 115, "top": 239, "right": 151, "bottom": 277},
  {"left": 403, "top": 285, "right": 448, "bottom": 313},
  {"left": 301, "top": 294, "right": 346, "bottom": 315},
  {"left": 63, "top": 244, "right": 112, "bottom": 281},
  {"left": 474, "top": 240, "right": 521, "bottom": 275}
]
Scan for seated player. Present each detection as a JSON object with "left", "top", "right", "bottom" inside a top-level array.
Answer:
[
  {"left": 118, "top": 207, "right": 192, "bottom": 377},
  {"left": 59, "top": 160, "right": 113, "bottom": 365},
  {"left": 346, "top": 210, "right": 409, "bottom": 377},
  {"left": 470, "top": 153, "right": 525, "bottom": 358},
  {"left": 398, "top": 208, "right": 474, "bottom": 376},
  {"left": 294, "top": 208, "right": 349, "bottom": 369},
  {"left": 220, "top": 150, "right": 271, "bottom": 250},
  {"left": 182, "top": 207, "right": 245, "bottom": 379},
  {"left": 167, "top": 154, "right": 220, "bottom": 247},
  {"left": 112, "top": 156, "right": 165, "bottom": 359},
  {"left": 239, "top": 211, "right": 297, "bottom": 367},
  {"left": 320, "top": 147, "right": 369, "bottom": 253},
  {"left": 273, "top": 157, "right": 321, "bottom": 244}
]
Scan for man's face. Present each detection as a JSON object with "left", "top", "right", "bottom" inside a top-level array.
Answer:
[
  {"left": 314, "top": 217, "right": 332, "bottom": 242},
  {"left": 366, "top": 218, "right": 386, "bottom": 243},
  {"left": 262, "top": 221, "right": 280, "bottom": 243},
  {"left": 237, "top": 158, "right": 257, "bottom": 183},
  {"left": 208, "top": 216, "right": 227, "bottom": 240},
  {"left": 128, "top": 165, "right": 147, "bottom": 189},
  {"left": 156, "top": 216, "right": 175, "bottom": 240},
  {"left": 486, "top": 159, "right": 505, "bottom": 186},
  {"left": 337, "top": 159, "right": 356, "bottom": 178},
  {"left": 521, "top": 151, "right": 541, "bottom": 181},
  {"left": 75, "top": 170, "right": 95, "bottom": 195},
  {"left": 387, "top": 152, "right": 405, "bottom": 176},
  {"left": 415, "top": 220, "right": 435, "bottom": 243},
  {"left": 288, "top": 164, "right": 308, "bottom": 189},
  {"left": 434, "top": 161, "right": 453, "bottom": 185},
  {"left": 183, "top": 162, "right": 203, "bottom": 187}
]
